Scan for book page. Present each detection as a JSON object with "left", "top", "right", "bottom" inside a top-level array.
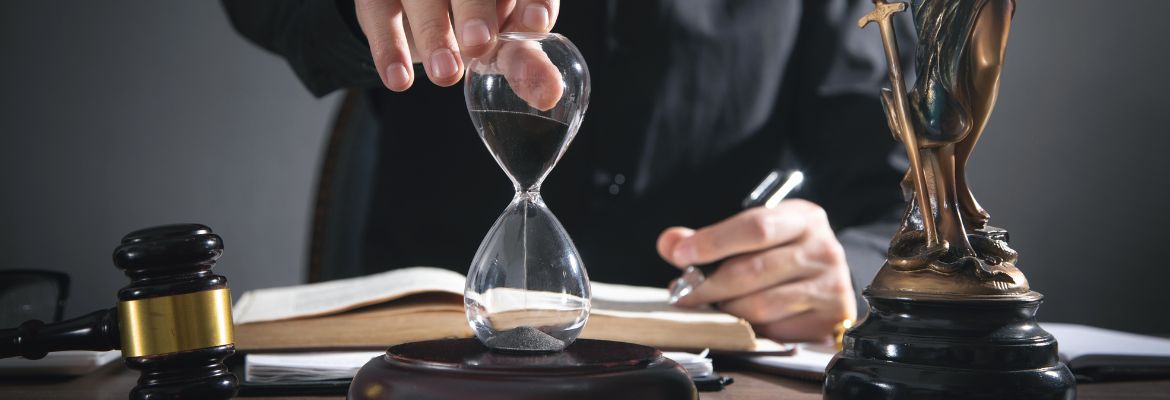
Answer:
[
  {"left": 233, "top": 267, "right": 466, "bottom": 324},
  {"left": 590, "top": 282, "right": 741, "bottom": 324},
  {"left": 1043, "top": 322, "right": 1170, "bottom": 361},
  {"left": 467, "top": 283, "right": 738, "bottom": 325},
  {"left": 742, "top": 343, "right": 838, "bottom": 378}
]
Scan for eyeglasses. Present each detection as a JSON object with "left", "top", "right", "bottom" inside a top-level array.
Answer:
[{"left": 0, "top": 270, "right": 69, "bottom": 328}]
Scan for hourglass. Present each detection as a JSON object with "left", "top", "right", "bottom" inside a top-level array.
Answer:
[
  {"left": 348, "top": 33, "right": 697, "bottom": 400},
  {"left": 463, "top": 33, "right": 591, "bottom": 352}
]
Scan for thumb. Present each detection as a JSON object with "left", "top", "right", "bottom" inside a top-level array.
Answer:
[
  {"left": 496, "top": 41, "right": 564, "bottom": 111},
  {"left": 657, "top": 227, "right": 695, "bottom": 268}
]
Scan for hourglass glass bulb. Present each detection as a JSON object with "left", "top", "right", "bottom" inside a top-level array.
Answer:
[{"left": 465, "top": 193, "right": 589, "bottom": 352}]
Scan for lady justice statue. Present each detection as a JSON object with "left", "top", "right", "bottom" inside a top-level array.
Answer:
[
  {"left": 824, "top": 1, "right": 1077, "bottom": 398},
  {"left": 877, "top": 0, "right": 1025, "bottom": 295}
]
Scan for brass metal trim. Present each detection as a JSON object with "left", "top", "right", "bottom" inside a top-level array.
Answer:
[
  {"left": 863, "top": 288, "right": 1043, "bottom": 303},
  {"left": 118, "top": 288, "right": 234, "bottom": 357}
]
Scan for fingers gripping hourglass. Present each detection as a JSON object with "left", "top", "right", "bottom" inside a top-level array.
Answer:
[{"left": 463, "top": 33, "right": 592, "bottom": 353}]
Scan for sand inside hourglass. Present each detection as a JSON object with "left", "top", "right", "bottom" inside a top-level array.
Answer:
[
  {"left": 466, "top": 288, "right": 588, "bottom": 352},
  {"left": 473, "top": 110, "right": 572, "bottom": 190}
]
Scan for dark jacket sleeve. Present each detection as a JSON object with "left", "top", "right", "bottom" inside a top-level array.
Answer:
[
  {"left": 786, "top": 0, "right": 916, "bottom": 291},
  {"left": 222, "top": 0, "right": 381, "bottom": 96}
]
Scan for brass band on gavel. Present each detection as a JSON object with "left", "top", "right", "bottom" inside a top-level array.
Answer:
[{"left": 118, "top": 287, "right": 234, "bottom": 358}]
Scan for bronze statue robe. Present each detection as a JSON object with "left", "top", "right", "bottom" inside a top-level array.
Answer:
[{"left": 885, "top": 0, "right": 1022, "bottom": 291}]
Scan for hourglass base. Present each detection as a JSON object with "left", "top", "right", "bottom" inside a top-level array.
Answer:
[{"left": 347, "top": 338, "right": 697, "bottom": 400}]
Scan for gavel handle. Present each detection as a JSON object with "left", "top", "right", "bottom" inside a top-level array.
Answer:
[{"left": 0, "top": 307, "right": 121, "bottom": 359}]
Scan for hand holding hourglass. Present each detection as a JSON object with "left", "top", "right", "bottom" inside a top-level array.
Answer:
[{"left": 464, "top": 33, "right": 590, "bottom": 352}]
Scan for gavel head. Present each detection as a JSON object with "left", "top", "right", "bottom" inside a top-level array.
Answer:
[{"left": 113, "top": 224, "right": 238, "bottom": 400}]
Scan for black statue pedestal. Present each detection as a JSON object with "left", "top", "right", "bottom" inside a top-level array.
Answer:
[
  {"left": 824, "top": 291, "right": 1077, "bottom": 400},
  {"left": 349, "top": 338, "right": 697, "bottom": 400}
]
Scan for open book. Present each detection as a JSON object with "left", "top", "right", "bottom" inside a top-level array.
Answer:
[{"left": 233, "top": 267, "right": 782, "bottom": 352}]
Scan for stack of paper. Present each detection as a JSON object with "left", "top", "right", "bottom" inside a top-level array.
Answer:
[
  {"left": 245, "top": 349, "right": 717, "bottom": 383},
  {"left": 0, "top": 350, "right": 121, "bottom": 376},
  {"left": 663, "top": 349, "right": 714, "bottom": 378},
  {"left": 245, "top": 351, "right": 380, "bottom": 383},
  {"left": 742, "top": 343, "right": 839, "bottom": 378}
]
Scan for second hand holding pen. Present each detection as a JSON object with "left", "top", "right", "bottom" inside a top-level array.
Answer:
[{"left": 667, "top": 169, "right": 805, "bottom": 305}]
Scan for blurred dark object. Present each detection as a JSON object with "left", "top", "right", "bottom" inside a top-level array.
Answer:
[
  {"left": 0, "top": 224, "right": 238, "bottom": 399},
  {"left": 307, "top": 90, "right": 379, "bottom": 283},
  {"left": 0, "top": 270, "right": 69, "bottom": 328},
  {"left": 693, "top": 374, "right": 734, "bottom": 391}
]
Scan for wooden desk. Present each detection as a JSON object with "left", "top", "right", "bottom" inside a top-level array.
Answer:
[{"left": 2, "top": 363, "right": 1168, "bottom": 399}]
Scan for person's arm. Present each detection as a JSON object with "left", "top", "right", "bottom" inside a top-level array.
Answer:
[
  {"left": 785, "top": 0, "right": 913, "bottom": 294},
  {"left": 222, "top": 0, "right": 380, "bottom": 96},
  {"left": 658, "top": 0, "right": 911, "bottom": 343}
]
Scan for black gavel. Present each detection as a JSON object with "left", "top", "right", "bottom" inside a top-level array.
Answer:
[{"left": 0, "top": 224, "right": 238, "bottom": 399}]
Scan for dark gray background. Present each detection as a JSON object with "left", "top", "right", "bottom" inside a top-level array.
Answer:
[
  {"left": 1, "top": 1, "right": 1167, "bottom": 334},
  {"left": 0, "top": 1, "right": 337, "bottom": 320}
]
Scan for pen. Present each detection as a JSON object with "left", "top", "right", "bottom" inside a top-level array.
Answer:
[{"left": 667, "top": 169, "right": 805, "bottom": 304}]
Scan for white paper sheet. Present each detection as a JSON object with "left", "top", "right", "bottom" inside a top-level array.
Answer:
[
  {"left": 0, "top": 350, "right": 121, "bottom": 376},
  {"left": 663, "top": 349, "right": 714, "bottom": 378},
  {"left": 245, "top": 351, "right": 382, "bottom": 383},
  {"left": 245, "top": 349, "right": 715, "bottom": 383},
  {"left": 1043, "top": 322, "right": 1170, "bottom": 360}
]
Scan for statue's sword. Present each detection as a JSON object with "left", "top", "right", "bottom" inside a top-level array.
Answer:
[{"left": 859, "top": 0, "right": 940, "bottom": 247}]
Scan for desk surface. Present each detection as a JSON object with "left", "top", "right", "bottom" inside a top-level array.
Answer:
[{"left": 2, "top": 363, "right": 1168, "bottom": 399}]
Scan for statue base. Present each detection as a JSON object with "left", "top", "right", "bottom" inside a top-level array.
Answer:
[
  {"left": 824, "top": 290, "right": 1076, "bottom": 400},
  {"left": 348, "top": 338, "right": 696, "bottom": 400}
]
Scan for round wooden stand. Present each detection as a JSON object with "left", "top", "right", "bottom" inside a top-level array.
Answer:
[
  {"left": 348, "top": 338, "right": 696, "bottom": 400},
  {"left": 824, "top": 291, "right": 1076, "bottom": 399}
]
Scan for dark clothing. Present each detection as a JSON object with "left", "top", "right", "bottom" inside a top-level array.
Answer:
[{"left": 223, "top": 0, "right": 909, "bottom": 290}]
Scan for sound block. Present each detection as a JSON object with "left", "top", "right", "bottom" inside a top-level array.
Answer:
[
  {"left": 348, "top": 338, "right": 697, "bottom": 400},
  {"left": 824, "top": 291, "right": 1077, "bottom": 400}
]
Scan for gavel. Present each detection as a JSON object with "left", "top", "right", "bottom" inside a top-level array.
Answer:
[{"left": 0, "top": 224, "right": 238, "bottom": 399}]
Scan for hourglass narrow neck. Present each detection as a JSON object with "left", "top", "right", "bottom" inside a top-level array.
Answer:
[
  {"left": 514, "top": 180, "right": 540, "bottom": 193},
  {"left": 513, "top": 189, "right": 544, "bottom": 204}
]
